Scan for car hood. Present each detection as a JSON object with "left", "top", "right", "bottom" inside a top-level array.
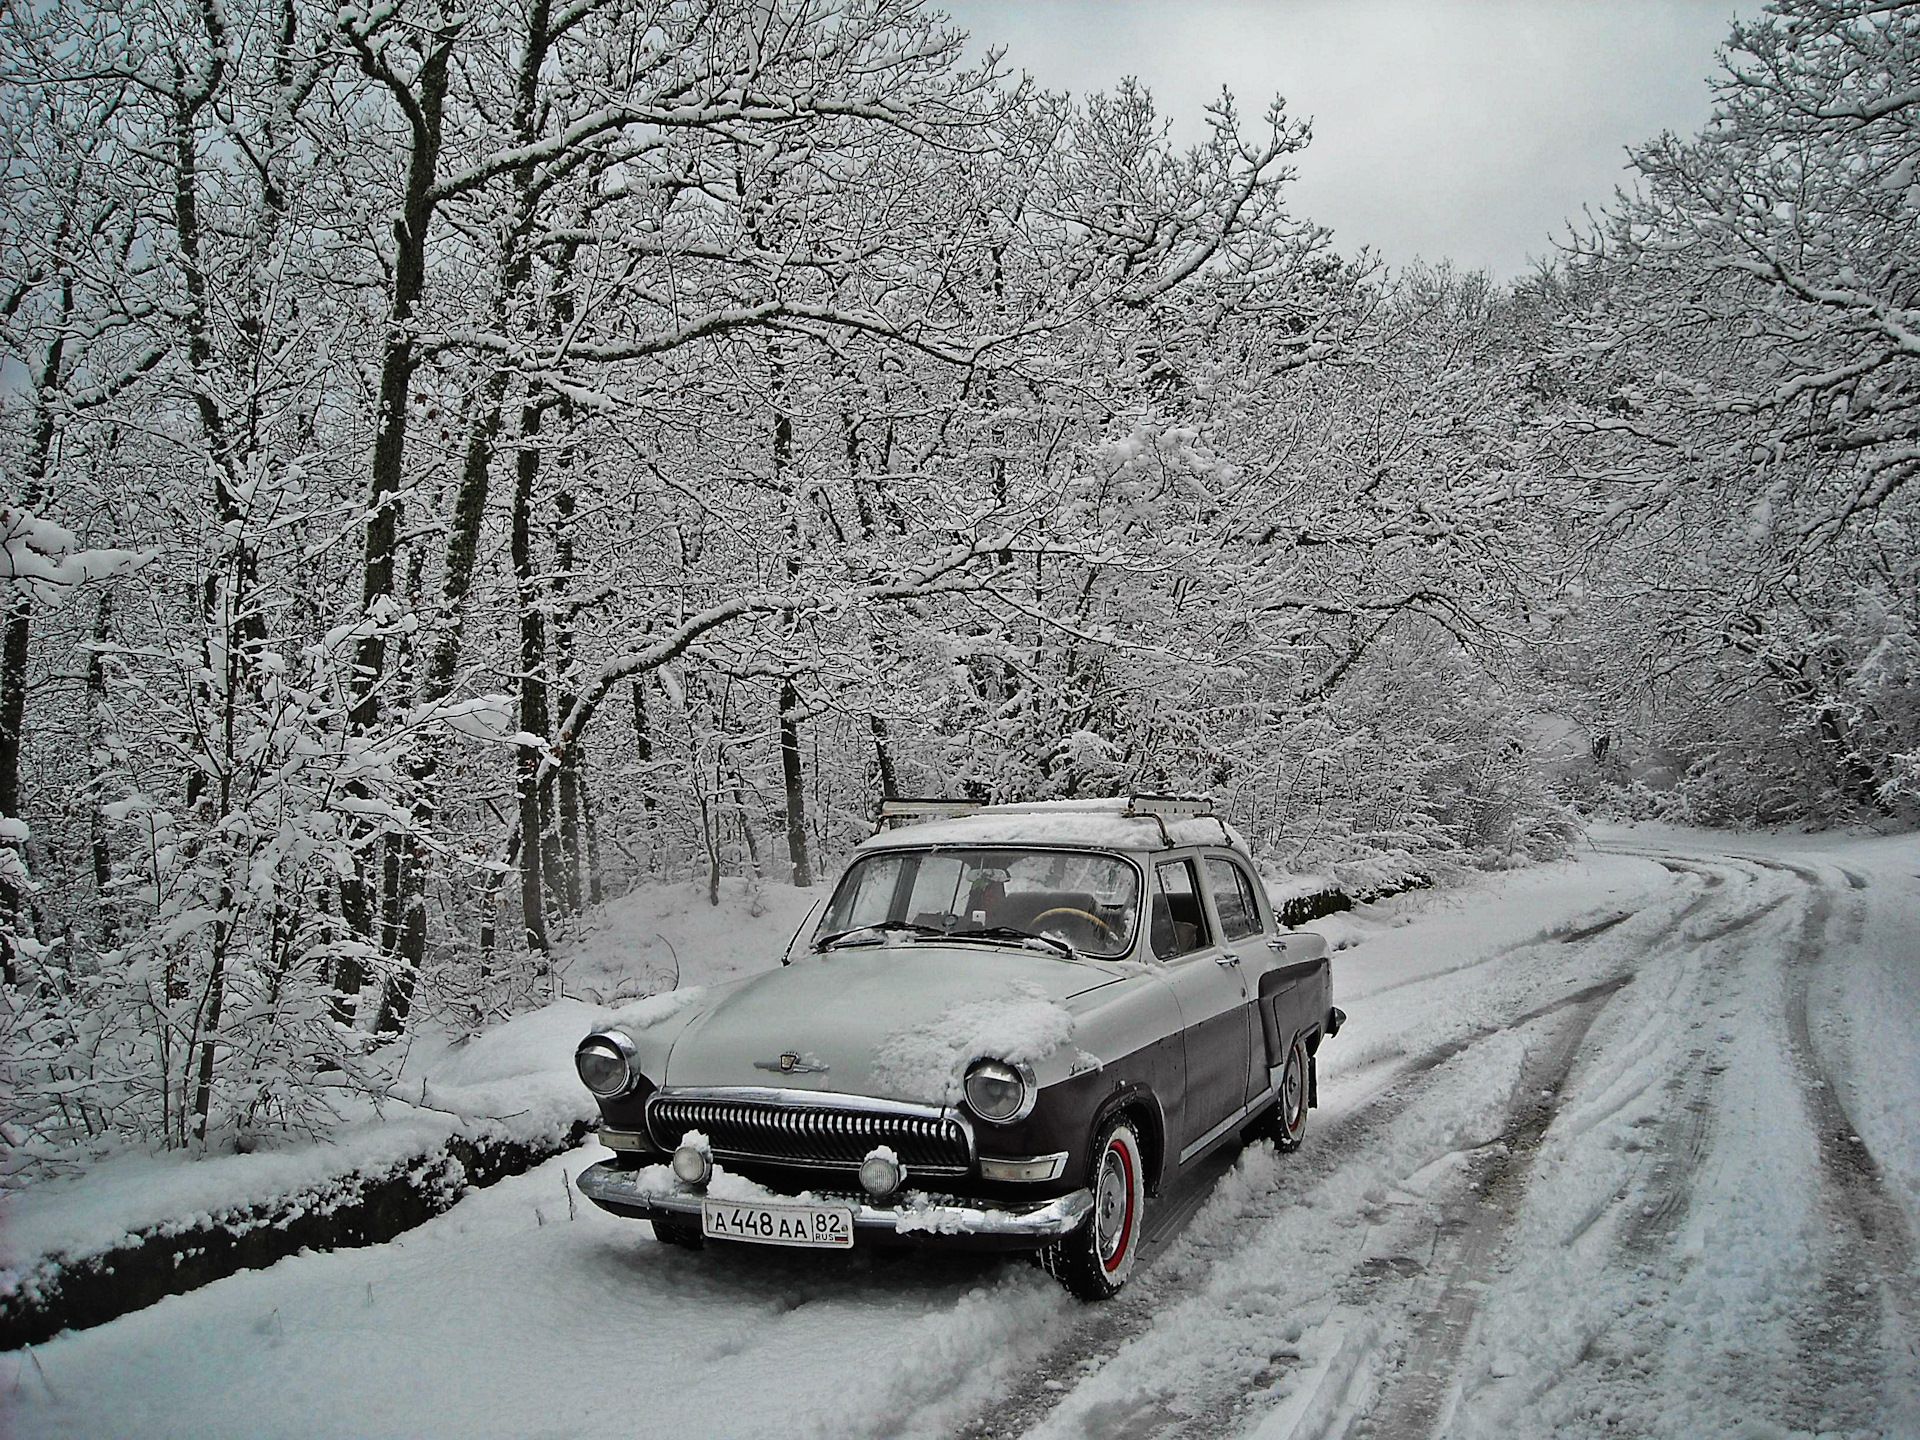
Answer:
[{"left": 661, "top": 941, "right": 1130, "bottom": 1104}]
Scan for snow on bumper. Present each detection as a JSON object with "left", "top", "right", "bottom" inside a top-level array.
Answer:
[{"left": 574, "top": 1159, "right": 1093, "bottom": 1242}]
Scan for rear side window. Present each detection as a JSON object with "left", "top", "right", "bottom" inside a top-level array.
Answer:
[
  {"left": 1151, "top": 859, "right": 1214, "bottom": 959},
  {"left": 1206, "top": 857, "right": 1263, "bottom": 942}
]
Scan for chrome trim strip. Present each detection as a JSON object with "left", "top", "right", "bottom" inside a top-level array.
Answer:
[
  {"left": 1177, "top": 1085, "right": 1277, "bottom": 1165},
  {"left": 576, "top": 1161, "right": 1093, "bottom": 1241},
  {"left": 700, "top": 1150, "right": 970, "bottom": 1177}
]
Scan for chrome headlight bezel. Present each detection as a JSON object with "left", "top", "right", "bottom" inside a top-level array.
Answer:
[
  {"left": 963, "top": 1058, "right": 1037, "bottom": 1123},
  {"left": 575, "top": 1030, "right": 640, "bottom": 1098}
]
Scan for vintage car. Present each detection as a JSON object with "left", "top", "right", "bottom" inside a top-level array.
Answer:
[{"left": 572, "top": 795, "right": 1342, "bottom": 1299}]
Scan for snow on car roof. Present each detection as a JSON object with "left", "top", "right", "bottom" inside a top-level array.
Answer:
[{"left": 855, "top": 798, "right": 1248, "bottom": 854}]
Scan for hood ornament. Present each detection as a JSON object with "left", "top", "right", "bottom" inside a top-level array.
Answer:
[{"left": 754, "top": 1051, "right": 830, "bottom": 1075}]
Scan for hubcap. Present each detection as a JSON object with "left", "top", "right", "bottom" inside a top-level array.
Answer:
[
  {"left": 1284, "top": 1051, "right": 1304, "bottom": 1128},
  {"left": 1096, "top": 1140, "right": 1132, "bottom": 1265}
]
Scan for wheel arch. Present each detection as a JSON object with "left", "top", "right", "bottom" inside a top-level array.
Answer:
[{"left": 1091, "top": 1083, "right": 1168, "bottom": 1195}]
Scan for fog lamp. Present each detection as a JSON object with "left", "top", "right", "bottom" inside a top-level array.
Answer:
[
  {"left": 672, "top": 1144, "right": 712, "bottom": 1187},
  {"left": 859, "top": 1149, "right": 905, "bottom": 1198}
]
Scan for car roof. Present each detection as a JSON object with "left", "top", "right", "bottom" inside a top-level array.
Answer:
[{"left": 853, "top": 798, "right": 1250, "bottom": 856}]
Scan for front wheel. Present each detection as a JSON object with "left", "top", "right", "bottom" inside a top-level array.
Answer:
[
  {"left": 1041, "top": 1114, "right": 1146, "bottom": 1301},
  {"left": 1256, "top": 1037, "right": 1310, "bottom": 1152}
]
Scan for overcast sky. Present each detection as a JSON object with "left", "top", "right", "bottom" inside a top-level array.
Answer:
[{"left": 939, "top": 0, "right": 1760, "bottom": 280}]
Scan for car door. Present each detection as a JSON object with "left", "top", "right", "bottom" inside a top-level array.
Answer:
[
  {"left": 1151, "top": 854, "right": 1255, "bottom": 1161},
  {"left": 1203, "top": 852, "right": 1278, "bottom": 1101}
]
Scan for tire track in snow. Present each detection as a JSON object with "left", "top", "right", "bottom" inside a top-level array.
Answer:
[
  {"left": 1326, "top": 849, "right": 1784, "bottom": 1440},
  {"left": 1577, "top": 848, "right": 1916, "bottom": 1436},
  {"left": 1350, "top": 978, "right": 1630, "bottom": 1440},
  {"left": 1578, "top": 850, "right": 1799, "bottom": 1258},
  {"left": 1352, "top": 864, "right": 1705, "bottom": 1006},
  {"left": 1338, "top": 868, "right": 1720, "bottom": 1091},
  {"left": 1612, "top": 875, "right": 1754, "bottom": 1255},
  {"left": 1768, "top": 858, "right": 1920, "bottom": 1435}
]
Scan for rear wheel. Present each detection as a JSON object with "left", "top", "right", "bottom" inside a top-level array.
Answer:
[
  {"left": 1041, "top": 1115, "right": 1146, "bottom": 1301},
  {"left": 651, "top": 1216, "right": 705, "bottom": 1248},
  {"left": 1257, "top": 1037, "right": 1310, "bottom": 1152}
]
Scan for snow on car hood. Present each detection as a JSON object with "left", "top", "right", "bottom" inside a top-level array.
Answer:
[{"left": 660, "top": 942, "right": 1125, "bottom": 1104}]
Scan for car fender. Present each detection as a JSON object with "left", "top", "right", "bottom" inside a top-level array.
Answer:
[{"left": 1088, "top": 1078, "right": 1171, "bottom": 1196}]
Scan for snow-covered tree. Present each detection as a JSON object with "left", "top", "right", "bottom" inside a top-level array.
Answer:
[{"left": 1548, "top": 0, "right": 1920, "bottom": 820}]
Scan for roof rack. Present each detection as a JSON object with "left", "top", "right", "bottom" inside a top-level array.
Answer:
[
  {"left": 870, "top": 793, "right": 1234, "bottom": 847},
  {"left": 874, "top": 797, "right": 985, "bottom": 832},
  {"left": 1123, "top": 793, "right": 1222, "bottom": 845}
]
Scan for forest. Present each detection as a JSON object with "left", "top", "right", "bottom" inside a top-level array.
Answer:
[{"left": 2, "top": 0, "right": 1915, "bottom": 1168}]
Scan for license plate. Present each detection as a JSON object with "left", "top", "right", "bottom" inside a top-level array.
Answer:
[{"left": 701, "top": 1198, "right": 855, "bottom": 1249}]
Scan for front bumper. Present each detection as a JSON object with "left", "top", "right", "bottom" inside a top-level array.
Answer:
[{"left": 575, "top": 1159, "right": 1093, "bottom": 1250}]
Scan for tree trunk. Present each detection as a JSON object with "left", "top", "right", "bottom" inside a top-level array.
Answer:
[
  {"left": 190, "top": 912, "right": 229, "bottom": 1143},
  {"left": 552, "top": 485, "right": 584, "bottom": 914},
  {"left": 347, "top": 35, "right": 452, "bottom": 736},
  {"left": 770, "top": 353, "right": 810, "bottom": 885},
  {"left": 336, "top": 25, "right": 457, "bottom": 1011},
  {"left": 631, "top": 679, "right": 659, "bottom": 877},
  {"left": 779, "top": 680, "right": 810, "bottom": 886},
  {"left": 87, "top": 591, "right": 115, "bottom": 946},
  {"left": 0, "top": 580, "right": 31, "bottom": 986},
  {"left": 378, "top": 0, "right": 556, "bottom": 1021},
  {"left": 870, "top": 714, "right": 899, "bottom": 799},
  {"left": 512, "top": 400, "right": 551, "bottom": 955},
  {"left": 580, "top": 769, "right": 604, "bottom": 906},
  {"left": 478, "top": 824, "right": 521, "bottom": 983},
  {"left": 0, "top": 279, "right": 68, "bottom": 984}
]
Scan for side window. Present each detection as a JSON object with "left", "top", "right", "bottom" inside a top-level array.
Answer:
[
  {"left": 1151, "top": 859, "right": 1214, "bottom": 959},
  {"left": 1206, "top": 856, "right": 1263, "bottom": 942}
]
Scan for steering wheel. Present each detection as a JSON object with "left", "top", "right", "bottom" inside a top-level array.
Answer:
[{"left": 1031, "top": 906, "right": 1119, "bottom": 941}]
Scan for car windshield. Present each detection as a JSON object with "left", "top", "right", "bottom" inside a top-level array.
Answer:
[{"left": 815, "top": 847, "right": 1141, "bottom": 959}]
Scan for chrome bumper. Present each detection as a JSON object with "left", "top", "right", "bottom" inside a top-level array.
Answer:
[{"left": 575, "top": 1159, "right": 1093, "bottom": 1241}]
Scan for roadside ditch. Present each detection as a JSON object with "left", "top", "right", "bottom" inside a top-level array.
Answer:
[{"left": 1, "top": 1119, "right": 591, "bottom": 1351}]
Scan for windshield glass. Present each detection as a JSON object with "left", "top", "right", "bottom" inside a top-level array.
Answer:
[{"left": 815, "top": 847, "right": 1141, "bottom": 959}]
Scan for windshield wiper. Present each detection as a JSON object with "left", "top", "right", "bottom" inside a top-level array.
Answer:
[
  {"left": 946, "top": 925, "right": 1077, "bottom": 958},
  {"left": 814, "top": 920, "right": 948, "bottom": 951}
]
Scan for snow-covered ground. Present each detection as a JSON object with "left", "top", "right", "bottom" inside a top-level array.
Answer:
[{"left": 4, "top": 824, "right": 1916, "bottom": 1439}]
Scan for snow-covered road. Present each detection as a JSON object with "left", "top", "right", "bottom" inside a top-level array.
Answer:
[{"left": 8, "top": 826, "right": 1917, "bottom": 1440}]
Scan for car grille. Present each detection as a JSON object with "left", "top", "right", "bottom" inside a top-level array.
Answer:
[{"left": 647, "top": 1092, "right": 973, "bottom": 1176}]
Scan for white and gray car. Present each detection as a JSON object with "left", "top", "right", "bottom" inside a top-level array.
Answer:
[{"left": 573, "top": 795, "right": 1342, "bottom": 1299}]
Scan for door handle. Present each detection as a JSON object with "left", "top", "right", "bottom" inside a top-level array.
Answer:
[{"left": 1216, "top": 952, "right": 1241, "bottom": 968}]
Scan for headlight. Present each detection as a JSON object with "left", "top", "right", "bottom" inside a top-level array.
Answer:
[
  {"left": 575, "top": 1032, "right": 638, "bottom": 1097},
  {"left": 963, "top": 1059, "right": 1036, "bottom": 1123}
]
